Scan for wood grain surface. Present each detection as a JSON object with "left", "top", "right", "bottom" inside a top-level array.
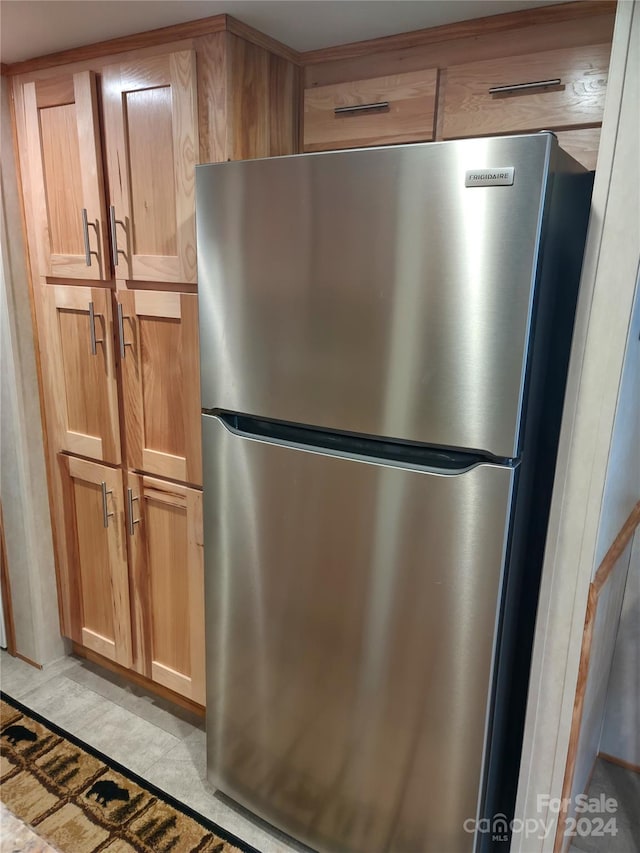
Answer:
[
  {"left": 304, "top": 68, "right": 438, "bottom": 151},
  {"left": 442, "top": 43, "right": 610, "bottom": 139}
]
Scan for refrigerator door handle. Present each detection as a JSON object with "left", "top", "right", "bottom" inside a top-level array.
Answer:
[{"left": 211, "top": 411, "right": 516, "bottom": 475}]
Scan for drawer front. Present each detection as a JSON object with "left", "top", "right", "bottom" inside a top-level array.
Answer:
[
  {"left": 555, "top": 127, "right": 601, "bottom": 171},
  {"left": 442, "top": 43, "right": 610, "bottom": 139},
  {"left": 304, "top": 68, "right": 438, "bottom": 152}
]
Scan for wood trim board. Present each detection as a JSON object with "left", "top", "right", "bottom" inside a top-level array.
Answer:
[
  {"left": 300, "top": 1, "right": 615, "bottom": 65},
  {"left": 4, "top": 15, "right": 227, "bottom": 76},
  {"left": 3, "top": 2, "right": 613, "bottom": 77},
  {"left": 597, "top": 752, "right": 640, "bottom": 775},
  {"left": 593, "top": 500, "right": 640, "bottom": 594},
  {"left": 3, "top": 13, "right": 299, "bottom": 76},
  {"left": 12, "top": 653, "right": 44, "bottom": 670},
  {"left": 0, "top": 502, "right": 17, "bottom": 656},
  {"left": 554, "top": 501, "right": 640, "bottom": 852},
  {"left": 554, "top": 584, "right": 598, "bottom": 853}
]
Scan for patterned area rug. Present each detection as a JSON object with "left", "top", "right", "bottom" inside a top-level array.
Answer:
[{"left": 0, "top": 692, "right": 259, "bottom": 853}]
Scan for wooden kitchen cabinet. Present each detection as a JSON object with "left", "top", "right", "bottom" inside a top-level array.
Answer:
[
  {"left": 117, "top": 289, "right": 202, "bottom": 485},
  {"left": 22, "top": 72, "right": 110, "bottom": 280},
  {"left": 42, "top": 285, "right": 121, "bottom": 463},
  {"left": 442, "top": 43, "right": 610, "bottom": 139},
  {"left": 554, "top": 127, "right": 601, "bottom": 171},
  {"left": 102, "top": 51, "right": 199, "bottom": 284},
  {"left": 126, "top": 473, "right": 205, "bottom": 705},
  {"left": 59, "top": 455, "right": 132, "bottom": 667},
  {"left": 304, "top": 68, "right": 438, "bottom": 152}
]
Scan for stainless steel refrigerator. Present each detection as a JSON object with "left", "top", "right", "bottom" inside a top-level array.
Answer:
[{"left": 196, "top": 134, "right": 593, "bottom": 853}]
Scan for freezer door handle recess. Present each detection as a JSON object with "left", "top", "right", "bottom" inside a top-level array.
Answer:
[{"left": 211, "top": 411, "right": 515, "bottom": 473}]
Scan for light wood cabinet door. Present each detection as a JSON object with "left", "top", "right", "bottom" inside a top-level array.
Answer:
[
  {"left": 126, "top": 473, "right": 205, "bottom": 705},
  {"left": 22, "top": 73, "right": 109, "bottom": 280},
  {"left": 442, "top": 43, "right": 610, "bottom": 139},
  {"left": 43, "top": 285, "right": 121, "bottom": 463},
  {"left": 117, "top": 289, "right": 202, "bottom": 485},
  {"left": 304, "top": 68, "right": 438, "bottom": 152},
  {"left": 103, "top": 51, "right": 198, "bottom": 284},
  {"left": 59, "top": 455, "right": 132, "bottom": 667}
]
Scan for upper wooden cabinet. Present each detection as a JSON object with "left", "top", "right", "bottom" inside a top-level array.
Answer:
[
  {"left": 442, "top": 44, "right": 610, "bottom": 139},
  {"left": 102, "top": 51, "right": 199, "bottom": 284},
  {"left": 22, "top": 72, "right": 110, "bottom": 280},
  {"left": 117, "top": 289, "right": 202, "bottom": 485},
  {"left": 304, "top": 69, "right": 438, "bottom": 152},
  {"left": 43, "top": 284, "right": 121, "bottom": 464}
]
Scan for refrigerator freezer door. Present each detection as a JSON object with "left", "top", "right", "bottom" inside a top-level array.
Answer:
[
  {"left": 203, "top": 414, "right": 515, "bottom": 853},
  {"left": 197, "top": 135, "right": 552, "bottom": 459}
]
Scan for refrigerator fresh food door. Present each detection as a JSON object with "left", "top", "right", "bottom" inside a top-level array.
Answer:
[
  {"left": 197, "top": 135, "right": 553, "bottom": 459},
  {"left": 203, "top": 414, "right": 516, "bottom": 853}
]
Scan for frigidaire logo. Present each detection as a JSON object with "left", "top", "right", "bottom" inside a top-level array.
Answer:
[{"left": 465, "top": 167, "right": 515, "bottom": 187}]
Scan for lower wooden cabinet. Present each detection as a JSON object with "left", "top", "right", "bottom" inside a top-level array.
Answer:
[
  {"left": 59, "top": 455, "right": 132, "bottom": 667},
  {"left": 126, "top": 472, "right": 206, "bottom": 705},
  {"left": 58, "top": 454, "right": 205, "bottom": 705}
]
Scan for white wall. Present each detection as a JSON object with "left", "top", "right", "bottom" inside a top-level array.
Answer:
[
  {"left": 0, "top": 75, "right": 66, "bottom": 666},
  {"left": 600, "top": 532, "right": 640, "bottom": 766},
  {"left": 593, "top": 270, "right": 640, "bottom": 571},
  {"left": 595, "top": 269, "right": 640, "bottom": 768},
  {"left": 567, "top": 263, "right": 640, "bottom": 806},
  {"left": 513, "top": 1, "right": 640, "bottom": 849}
]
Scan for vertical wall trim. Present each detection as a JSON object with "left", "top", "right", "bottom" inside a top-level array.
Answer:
[
  {"left": 512, "top": 3, "right": 639, "bottom": 851},
  {"left": 0, "top": 76, "right": 66, "bottom": 665}
]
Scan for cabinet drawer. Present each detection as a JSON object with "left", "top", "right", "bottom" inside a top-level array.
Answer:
[
  {"left": 442, "top": 44, "right": 610, "bottom": 139},
  {"left": 304, "top": 68, "right": 438, "bottom": 152}
]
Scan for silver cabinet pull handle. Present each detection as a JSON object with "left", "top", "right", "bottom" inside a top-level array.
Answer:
[
  {"left": 126, "top": 488, "right": 141, "bottom": 536},
  {"left": 489, "top": 78, "right": 561, "bottom": 95},
  {"left": 117, "top": 302, "right": 133, "bottom": 359},
  {"left": 109, "top": 205, "right": 119, "bottom": 267},
  {"left": 334, "top": 101, "right": 390, "bottom": 115},
  {"left": 81, "top": 208, "right": 91, "bottom": 266},
  {"left": 101, "top": 481, "right": 114, "bottom": 528},
  {"left": 88, "top": 301, "right": 103, "bottom": 356}
]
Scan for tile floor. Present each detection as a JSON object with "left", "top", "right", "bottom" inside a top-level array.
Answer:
[
  {"left": 0, "top": 651, "right": 309, "bottom": 853},
  {"left": 568, "top": 757, "right": 640, "bottom": 853}
]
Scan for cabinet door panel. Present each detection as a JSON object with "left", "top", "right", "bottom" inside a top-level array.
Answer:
[
  {"left": 127, "top": 473, "right": 205, "bottom": 704},
  {"left": 118, "top": 290, "right": 202, "bottom": 485},
  {"left": 44, "top": 285, "right": 121, "bottom": 463},
  {"left": 23, "top": 73, "right": 109, "bottom": 280},
  {"left": 304, "top": 68, "right": 438, "bottom": 152},
  {"left": 60, "top": 456, "right": 132, "bottom": 667},
  {"left": 103, "top": 51, "right": 198, "bottom": 284},
  {"left": 442, "top": 44, "right": 610, "bottom": 139}
]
